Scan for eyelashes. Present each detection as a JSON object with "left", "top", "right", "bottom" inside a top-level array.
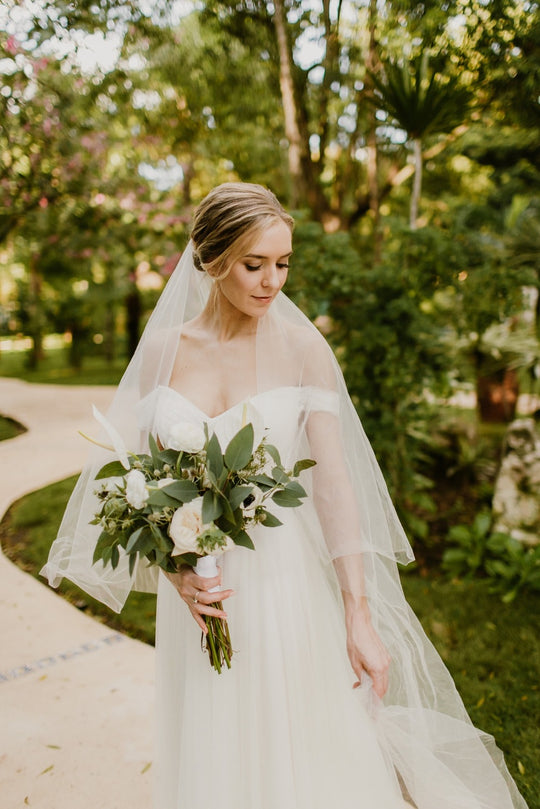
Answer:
[{"left": 245, "top": 263, "right": 290, "bottom": 272}]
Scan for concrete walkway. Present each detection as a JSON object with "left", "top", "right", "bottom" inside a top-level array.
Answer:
[{"left": 0, "top": 378, "right": 155, "bottom": 809}]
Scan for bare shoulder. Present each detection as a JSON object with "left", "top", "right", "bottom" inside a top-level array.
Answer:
[
  {"left": 279, "top": 319, "right": 337, "bottom": 386},
  {"left": 291, "top": 321, "right": 334, "bottom": 365}
]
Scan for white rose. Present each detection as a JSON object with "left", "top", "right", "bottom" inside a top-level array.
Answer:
[
  {"left": 211, "top": 534, "right": 236, "bottom": 556},
  {"left": 242, "top": 485, "right": 265, "bottom": 518},
  {"left": 166, "top": 422, "right": 206, "bottom": 453},
  {"left": 125, "top": 469, "right": 149, "bottom": 510},
  {"left": 169, "top": 496, "right": 206, "bottom": 556}
]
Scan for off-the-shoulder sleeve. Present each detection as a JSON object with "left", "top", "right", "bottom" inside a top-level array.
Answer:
[{"left": 303, "top": 385, "right": 340, "bottom": 416}]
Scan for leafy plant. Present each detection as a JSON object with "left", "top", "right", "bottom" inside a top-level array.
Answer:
[
  {"left": 443, "top": 511, "right": 494, "bottom": 579},
  {"left": 485, "top": 536, "right": 540, "bottom": 603},
  {"left": 443, "top": 511, "right": 540, "bottom": 602}
]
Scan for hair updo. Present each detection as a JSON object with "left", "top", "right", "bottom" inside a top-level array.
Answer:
[{"left": 190, "top": 182, "right": 294, "bottom": 279}]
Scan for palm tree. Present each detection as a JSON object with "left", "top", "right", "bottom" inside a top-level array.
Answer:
[{"left": 370, "top": 53, "right": 468, "bottom": 229}]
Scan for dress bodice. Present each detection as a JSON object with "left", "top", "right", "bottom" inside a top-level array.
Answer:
[{"left": 137, "top": 385, "right": 339, "bottom": 464}]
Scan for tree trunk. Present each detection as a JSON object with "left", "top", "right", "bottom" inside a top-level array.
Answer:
[
  {"left": 477, "top": 368, "right": 519, "bottom": 423},
  {"left": 181, "top": 159, "right": 195, "bottom": 206},
  {"left": 272, "top": 0, "right": 304, "bottom": 207},
  {"left": 366, "top": 0, "right": 382, "bottom": 260},
  {"left": 126, "top": 283, "right": 141, "bottom": 359},
  {"left": 104, "top": 267, "right": 116, "bottom": 364},
  {"left": 410, "top": 138, "right": 423, "bottom": 230},
  {"left": 27, "top": 254, "right": 45, "bottom": 370}
]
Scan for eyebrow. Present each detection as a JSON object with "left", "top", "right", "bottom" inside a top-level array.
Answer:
[{"left": 244, "top": 251, "right": 293, "bottom": 259}]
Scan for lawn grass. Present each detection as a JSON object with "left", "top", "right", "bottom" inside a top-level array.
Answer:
[
  {"left": 401, "top": 571, "right": 539, "bottom": 806},
  {"left": 0, "top": 347, "right": 127, "bottom": 386},
  {"left": 1, "top": 477, "right": 537, "bottom": 807},
  {"left": 1, "top": 476, "right": 156, "bottom": 644},
  {"left": 0, "top": 415, "right": 26, "bottom": 441}
]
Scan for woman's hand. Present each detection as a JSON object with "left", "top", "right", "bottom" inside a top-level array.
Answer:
[
  {"left": 345, "top": 606, "right": 391, "bottom": 699},
  {"left": 164, "top": 565, "right": 234, "bottom": 634}
]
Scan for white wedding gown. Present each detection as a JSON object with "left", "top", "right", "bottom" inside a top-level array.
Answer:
[{"left": 138, "top": 384, "right": 527, "bottom": 809}]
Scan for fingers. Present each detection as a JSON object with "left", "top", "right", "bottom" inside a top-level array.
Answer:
[
  {"left": 184, "top": 568, "right": 223, "bottom": 590},
  {"left": 185, "top": 581, "right": 234, "bottom": 631},
  {"left": 352, "top": 669, "right": 388, "bottom": 698},
  {"left": 350, "top": 653, "right": 390, "bottom": 698},
  {"left": 194, "top": 587, "right": 235, "bottom": 604},
  {"left": 190, "top": 610, "right": 208, "bottom": 634},
  {"left": 371, "top": 670, "right": 388, "bottom": 699}
]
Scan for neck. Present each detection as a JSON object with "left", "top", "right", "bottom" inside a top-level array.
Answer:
[{"left": 199, "top": 285, "right": 259, "bottom": 341}]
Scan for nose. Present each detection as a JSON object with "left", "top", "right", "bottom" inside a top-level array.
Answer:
[{"left": 262, "top": 264, "right": 280, "bottom": 289}]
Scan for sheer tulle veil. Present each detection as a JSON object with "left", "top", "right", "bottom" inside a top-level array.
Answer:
[{"left": 41, "top": 239, "right": 528, "bottom": 809}]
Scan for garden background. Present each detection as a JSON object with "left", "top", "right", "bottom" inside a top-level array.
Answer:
[{"left": 1, "top": 0, "right": 539, "bottom": 804}]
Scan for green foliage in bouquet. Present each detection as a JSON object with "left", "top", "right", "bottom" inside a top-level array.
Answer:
[
  {"left": 91, "top": 422, "right": 315, "bottom": 576},
  {"left": 87, "top": 415, "right": 315, "bottom": 673}
]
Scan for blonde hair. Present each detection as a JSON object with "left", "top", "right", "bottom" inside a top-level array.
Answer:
[{"left": 191, "top": 182, "right": 294, "bottom": 280}]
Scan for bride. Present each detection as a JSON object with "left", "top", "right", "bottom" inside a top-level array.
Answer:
[{"left": 42, "top": 183, "right": 529, "bottom": 809}]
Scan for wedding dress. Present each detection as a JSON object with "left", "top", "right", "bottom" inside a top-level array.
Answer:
[
  {"left": 42, "top": 243, "right": 528, "bottom": 809},
  {"left": 137, "top": 383, "right": 526, "bottom": 809}
]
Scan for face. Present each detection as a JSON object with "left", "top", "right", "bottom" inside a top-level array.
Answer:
[{"left": 218, "top": 220, "right": 293, "bottom": 318}]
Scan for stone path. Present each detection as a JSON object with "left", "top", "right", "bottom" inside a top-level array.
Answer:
[{"left": 0, "top": 378, "right": 154, "bottom": 809}]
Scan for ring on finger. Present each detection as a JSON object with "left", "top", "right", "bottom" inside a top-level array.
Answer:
[{"left": 193, "top": 590, "right": 201, "bottom": 604}]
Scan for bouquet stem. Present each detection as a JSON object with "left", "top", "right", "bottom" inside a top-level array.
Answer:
[
  {"left": 203, "top": 604, "right": 233, "bottom": 673},
  {"left": 195, "top": 555, "right": 233, "bottom": 673}
]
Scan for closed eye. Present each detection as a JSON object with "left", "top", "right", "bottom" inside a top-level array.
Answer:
[{"left": 245, "top": 264, "right": 262, "bottom": 272}]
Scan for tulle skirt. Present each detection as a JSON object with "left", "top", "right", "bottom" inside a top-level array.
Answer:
[{"left": 154, "top": 505, "right": 527, "bottom": 809}]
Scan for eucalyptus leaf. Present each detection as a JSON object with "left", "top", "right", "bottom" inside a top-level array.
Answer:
[
  {"left": 261, "top": 510, "right": 283, "bottom": 528},
  {"left": 229, "top": 484, "right": 254, "bottom": 511},
  {"left": 224, "top": 423, "right": 254, "bottom": 471},
  {"left": 95, "top": 460, "right": 128, "bottom": 480},
  {"left": 147, "top": 489, "right": 179, "bottom": 508},
  {"left": 272, "top": 467, "right": 289, "bottom": 484},
  {"left": 126, "top": 526, "right": 147, "bottom": 554},
  {"left": 293, "top": 458, "right": 316, "bottom": 476},
  {"left": 232, "top": 529, "right": 255, "bottom": 550},
  {"left": 284, "top": 480, "right": 307, "bottom": 498},
  {"left": 218, "top": 495, "right": 235, "bottom": 523},
  {"left": 128, "top": 552, "right": 137, "bottom": 577},
  {"left": 159, "top": 449, "right": 179, "bottom": 466},
  {"left": 159, "top": 479, "right": 198, "bottom": 503},
  {"left": 248, "top": 473, "right": 275, "bottom": 489},
  {"left": 206, "top": 433, "right": 224, "bottom": 477},
  {"left": 148, "top": 433, "right": 161, "bottom": 467},
  {"left": 92, "top": 530, "right": 115, "bottom": 564},
  {"left": 149, "top": 522, "right": 172, "bottom": 552},
  {"left": 176, "top": 552, "right": 200, "bottom": 568},
  {"left": 272, "top": 490, "right": 302, "bottom": 508},
  {"left": 202, "top": 489, "right": 223, "bottom": 523},
  {"left": 110, "top": 544, "right": 120, "bottom": 569},
  {"left": 265, "top": 443, "right": 282, "bottom": 467}
]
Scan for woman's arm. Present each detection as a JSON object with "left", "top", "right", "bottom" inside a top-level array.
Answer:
[{"left": 306, "top": 400, "right": 391, "bottom": 699}]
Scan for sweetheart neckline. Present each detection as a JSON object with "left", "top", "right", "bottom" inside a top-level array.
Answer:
[{"left": 156, "top": 384, "right": 300, "bottom": 420}]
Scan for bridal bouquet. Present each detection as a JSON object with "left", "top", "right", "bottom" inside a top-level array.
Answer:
[{"left": 86, "top": 405, "right": 315, "bottom": 673}]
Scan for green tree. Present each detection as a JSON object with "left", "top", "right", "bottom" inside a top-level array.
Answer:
[{"left": 369, "top": 53, "right": 469, "bottom": 229}]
